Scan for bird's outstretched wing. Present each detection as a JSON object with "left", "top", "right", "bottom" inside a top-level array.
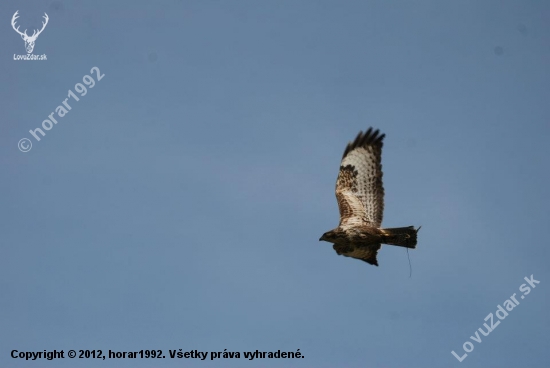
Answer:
[
  {"left": 335, "top": 128, "right": 385, "bottom": 228},
  {"left": 333, "top": 243, "right": 382, "bottom": 266}
]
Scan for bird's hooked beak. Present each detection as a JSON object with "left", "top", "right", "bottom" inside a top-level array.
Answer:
[{"left": 319, "top": 234, "right": 326, "bottom": 242}]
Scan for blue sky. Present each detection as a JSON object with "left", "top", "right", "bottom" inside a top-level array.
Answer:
[{"left": 1, "top": 1, "right": 549, "bottom": 367}]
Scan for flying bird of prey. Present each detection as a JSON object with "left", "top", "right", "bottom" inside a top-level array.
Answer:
[{"left": 319, "top": 128, "right": 420, "bottom": 266}]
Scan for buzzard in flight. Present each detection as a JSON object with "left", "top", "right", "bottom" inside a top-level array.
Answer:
[{"left": 319, "top": 128, "right": 420, "bottom": 266}]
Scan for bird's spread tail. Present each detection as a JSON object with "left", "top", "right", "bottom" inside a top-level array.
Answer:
[{"left": 381, "top": 226, "right": 420, "bottom": 249}]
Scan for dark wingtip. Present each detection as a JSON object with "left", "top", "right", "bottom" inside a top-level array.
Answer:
[
  {"left": 342, "top": 127, "right": 385, "bottom": 159},
  {"left": 364, "top": 257, "right": 379, "bottom": 266}
]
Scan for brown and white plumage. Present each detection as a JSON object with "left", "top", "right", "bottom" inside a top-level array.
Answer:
[
  {"left": 336, "top": 128, "right": 385, "bottom": 228},
  {"left": 320, "top": 128, "right": 420, "bottom": 266}
]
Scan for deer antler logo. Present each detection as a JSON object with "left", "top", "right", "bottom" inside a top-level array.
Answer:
[{"left": 11, "top": 10, "right": 49, "bottom": 54}]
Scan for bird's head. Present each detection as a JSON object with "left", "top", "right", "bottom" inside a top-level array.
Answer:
[{"left": 319, "top": 230, "right": 338, "bottom": 243}]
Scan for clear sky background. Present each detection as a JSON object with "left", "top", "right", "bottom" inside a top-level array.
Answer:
[{"left": 1, "top": 1, "right": 549, "bottom": 367}]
